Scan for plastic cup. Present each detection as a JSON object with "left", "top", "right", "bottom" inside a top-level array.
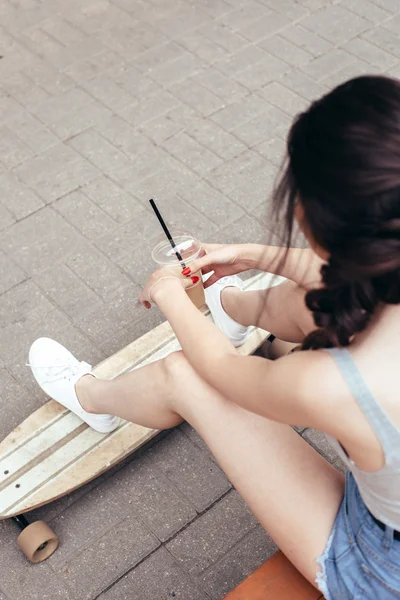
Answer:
[{"left": 151, "top": 232, "right": 205, "bottom": 308}]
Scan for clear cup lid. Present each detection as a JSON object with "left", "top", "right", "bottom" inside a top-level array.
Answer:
[{"left": 151, "top": 232, "right": 202, "bottom": 266}]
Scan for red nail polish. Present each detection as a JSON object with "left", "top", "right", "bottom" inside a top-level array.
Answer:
[
  {"left": 191, "top": 276, "right": 199, "bottom": 284},
  {"left": 182, "top": 267, "right": 191, "bottom": 276}
]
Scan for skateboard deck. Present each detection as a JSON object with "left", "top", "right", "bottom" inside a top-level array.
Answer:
[{"left": 0, "top": 272, "right": 283, "bottom": 520}]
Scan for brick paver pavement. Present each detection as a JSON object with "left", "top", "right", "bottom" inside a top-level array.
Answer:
[{"left": 1, "top": 0, "right": 400, "bottom": 598}]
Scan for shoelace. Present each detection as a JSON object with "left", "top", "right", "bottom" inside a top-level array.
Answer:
[{"left": 25, "top": 362, "right": 80, "bottom": 384}]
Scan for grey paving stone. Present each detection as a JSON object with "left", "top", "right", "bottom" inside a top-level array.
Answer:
[
  {"left": 1, "top": 70, "right": 50, "bottom": 109},
  {"left": 301, "top": 48, "right": 356, "bottom": 81},
  {"left": 302, "top": 428, "right": 340, "bottom": 464},
  {"left": 363, "top": 25, "right": 400, "bottom": 58},
  {"left": 381, "top": 13, "right": 400, "bottom": 34},
  {"left": 96, "top": 194, "right": 217, "bottom": 261},
  {"left": 0, "top": 300, "right": 70, "bottom": 362},
  {"left": 216, "top": 1, "right": 270, "bottom": 31},
  {"left": 138, "top": 52, "right": 205, "bottom": 88},
  {"left": 185, "top": 119, "right": 247, "bottom": 160},
  {"left": 300, "top": 4, "right": 370, "bottom": 44},
  {"left": 47, "top": 476, "right": 131, "bottom": 568},
  {"left": 0, "top": 89, "right": 25, "bottom": 125},
  {"left": 0, "top": 367, "right": 41, "bottom": 440},
  {"left": 111, "top": 62, "right": 161, "bottom": 101},
  {"left": 118, "top": 90, "right": 181, "bottom": 127},
  {"left": 54, "top": 190, "right": 116, "bottom": 240},
  {"left": 27, "top": 60, "right": 75, "bottom": 96},
  {"left": 177, "top": 179, "right": 245, "bottom": 229},
  {"left": 81, "top": 175, "right": 144, "bottom": 224},
  {"left": 260, "top": 81, "right": 309, "bottom": 117},
  {"left": 58, "top": 513, "right": 159, "bottom": 600},
  {"left": 321, "top": 59, "right": 380, "bottom": 90},
  {"left": 280, "top": 24, "right": 333, "bottom": 56},
  {"left": 198, "top": 22, "right": 248, "bottom": 53},
  {"left": 0, "top": 520, "right": 71, "bottom": 600},
  {"left": 279, "top": 69, "right": 328, "bottom": 102},
  {"left": 139, "top": 104, "right": 199, "bottom": 145},
  {"left": 0, "top": 207, "right": 88, "bottom": 276},
  {"left": 99, "top": 308, "right": 165, "bottom": 358},
  {"left": 0, "top": 126, "right": 34, "bottom": 169},
  {"left": 341, "top": 37, "right": 399, "bottom": 70},
  {"left": 210, "top": 92, "right": 267, "bottom": 131},
  {"left": 109, "top": 455, "right": 197, "bottom": 541},
  {"left": 341, "top": 0, "right": 392, "bottom": 23},
  {"left": 95, "top": 114, "right": 156, "bottom": 159},
  {"left": 217, "top": 214, "right": 274, "bottom": 246},
  {"left": 0, "top": 171, "right": 44, "bottom": 219},
  {"left": 178, "top": 29, "right": 229, "bottom": 63},
  {"left": 67, "top": 130, "right": 133, "bottom": 174},
  {"left": 150, "top": 4, "right": 212, "bottom": 38},
  {"left": 259, "top": 34, "right": 314, "bottom": 68},
  {"left": 261, "top": 0, "right": 310, "bottom": 19},
  {"left": 71, "top": 283, "right": 144, "bottom": 352},
  {"left": 50, "top": 101, "right": 114, "bottom": 141},
  {"left": 64, "top": 243, "right": 133, "bottom": 301},
  {"left": 199, "top": 525, "right": 277, "bottom": 599},
  {"left": 167, "top": 490, "right": 258, "bottom": 576},
  {"left": 239, "top": 11, "right": 291, "bottom": 43},
  {"left": 162, "top": 132, "right": 224, "bottom": 176},
  {"left": 15, "top": 143, "right": 99, "bottom": 203},
  {"left": 7, "top": 112, "right": 59, "bottom": 154},
  {"left": 233, "top": 55, "right": 293, "bottom": 91},
  {"left": 147, "top": 429, "right": 231, "bottom": 512},
  {"left": 0, "top": 250, "right": 26, "bottom": 295},
  {"left": 63, "top": 49, "right": 123, "bottom": 85},
  {"left": 133, "top": 40, "right": 186, "bottom": 72},
  {"left": 255, "top": 136, "right": 287, "bottom": 167},
  {"left": 233, "top": 105, "right": 292, "bottom": 146},
  {"left": 170, "top": 78, "right": 225, "bottom": 116},
  {"left": 100, "top": 547, "right": 208, "bottom": 600},
  {"left": 205, "top": 150, "right": 279, "bottom": 210},
  {"left": 215, "top": 45, "right": 270, "bottom": 78},
  {"left": 0, "top": 203, "right": 16, "bottom": 231},
  {"left": 34, "top": 263, "right": 100, "bottom": 318},
  {"left": 81, "top": 72, "right": 137, "bottom": 112},
  {"left": 194, "top": 67, "right": 248, "bottom": 102},
  {"left": 30, "top": 86, "right": 93, "bottom": 126}
]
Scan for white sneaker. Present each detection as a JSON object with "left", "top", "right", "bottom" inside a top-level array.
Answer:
[
  {"left": 205, "top": 276, "right": 250, "bottom": 347},
  {"left": 28, "top": 337, "right": 120, "bottom": 434}
]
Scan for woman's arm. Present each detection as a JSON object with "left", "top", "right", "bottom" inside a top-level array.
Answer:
[
  {"left": 152, "top": 279, "right": 333, "bottom": 433},
  {"left": 193, "top": 244, "right": 325, "bottom": 290},
  {"left": 241, "top": 245, "right": 324, "bottom": 289}
]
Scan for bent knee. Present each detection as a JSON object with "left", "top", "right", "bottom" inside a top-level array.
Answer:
[{"left": 163, "top": 351, "right": 195, "bottom": 381}]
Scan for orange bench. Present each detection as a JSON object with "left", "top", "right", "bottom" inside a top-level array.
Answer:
[{"left": 224, "top": 551, "right": 325, "bottom": 600}]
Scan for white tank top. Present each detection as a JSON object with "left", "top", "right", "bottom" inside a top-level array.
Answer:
[{"left": 325, "top": 347, "right": 400, "bottom": 530}]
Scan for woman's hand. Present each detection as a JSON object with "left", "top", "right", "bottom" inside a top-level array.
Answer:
[
  {"left": 139, "top": 268, "right": 196, "bottom": 309},
  {"left": 187, "top": 243, "right": 254, "bottom": 288}
]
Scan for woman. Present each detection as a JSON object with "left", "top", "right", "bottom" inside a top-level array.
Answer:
[{"left": 29, "top": 75, "right": 400, "bottom": 599}]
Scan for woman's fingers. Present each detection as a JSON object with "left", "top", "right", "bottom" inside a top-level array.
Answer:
[{"left": 203, "top": 273, "right": 221, "bottom": 288}]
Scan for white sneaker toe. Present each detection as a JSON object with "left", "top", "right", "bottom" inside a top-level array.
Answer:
[
  {"left": 28, "top": 337, "right": 119, "bottom": 434},
  {"left": 205, "top": 276, "right": 250, "bottom": 347}
]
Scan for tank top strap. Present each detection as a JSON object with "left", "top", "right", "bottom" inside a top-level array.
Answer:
[{"left": 325, "top": 347, "right": 400, "bottom": 461}]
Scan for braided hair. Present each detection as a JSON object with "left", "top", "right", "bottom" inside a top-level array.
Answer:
[{"left": 274, "top": 75, "right": 400, "bottom": 349}]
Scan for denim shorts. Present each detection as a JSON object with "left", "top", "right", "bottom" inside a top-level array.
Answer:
[{"left": 316, "top": 470, "right": 400, "bottom": 599}]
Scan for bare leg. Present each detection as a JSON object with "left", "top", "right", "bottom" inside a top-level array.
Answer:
[
  {"left": 221, "top": 280, "right": 315, "bottom": 343},
  {"left": 77, "top": 351, "right": 344, "bottom": 588}
]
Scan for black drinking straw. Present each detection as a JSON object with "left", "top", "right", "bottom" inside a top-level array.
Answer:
[{"left": 149, "top": 199, "right": 186, "bottom": 270}]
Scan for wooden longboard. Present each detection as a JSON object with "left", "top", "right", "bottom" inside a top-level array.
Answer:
[{"left": 0, "top": 272, "right": 283, "bottom": 519}]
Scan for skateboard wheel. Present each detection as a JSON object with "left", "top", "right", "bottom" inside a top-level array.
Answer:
[{"left": 17, "top": 521, "right": 59, "bottom": 563}]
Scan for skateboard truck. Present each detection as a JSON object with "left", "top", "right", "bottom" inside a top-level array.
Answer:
[{"left": 12, "top": 514, "right": 59, "bottom": 563}]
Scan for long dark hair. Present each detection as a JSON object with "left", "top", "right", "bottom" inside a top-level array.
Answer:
[{"left": 274, "top": 75, "right": 400, "bottom": 349}]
